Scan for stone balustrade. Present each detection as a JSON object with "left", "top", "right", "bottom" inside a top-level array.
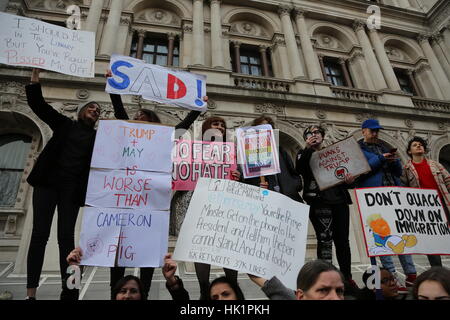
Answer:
[
  {"left": 412, "top": 97, "right": 450, "bottom": 112},
  {"left": 233, "top": 74, "right": 292, "bottom": 92},
  {"left": 331, "top": 86, "right": 380, "bottom": 103}
]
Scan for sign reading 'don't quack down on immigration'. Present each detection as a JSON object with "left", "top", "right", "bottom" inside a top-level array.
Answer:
[
  {"left": 310, "top": 136, "right": 371, "bottom": 191},
  {"left": 236, "top": 124, "right": 281, "bottom": 179},
  {"left": 0, "top": 12, "right": 95, "bottom": 77},
  {"left": 172, "top": 140, "right": 238, "bottom": 190},
  {"left": 173, "top": 178, "right": 310, "bottom": 290},
  {"left": 79, "top": 207, "right": 169, "bottom": 267},
  {"left": 106, "top": 54, "right": 207, "bottom": 111},
  {"left": 355, "top": 187, "right": 450, "bottom": 257},
  {"left": 80, "top": 120, "right": 173, "bottom": 267}
]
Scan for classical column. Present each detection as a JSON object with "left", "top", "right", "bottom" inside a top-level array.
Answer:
[
  {"left": 278, "top": 5, "right": 304, "bottom": 79},
  {"left": 418, "top": 34, "right": 450, "bottom": 99},
  {"left": 181, "top": 23, "right": 193, "bottom": 67},
  {"left": 259, "top": 46, "right": 270, "bottom": 77},
  {"left": 85, "top": 0, "right": 104, "bottom": 32},
  {"left": 431, "top": 34, "right": 450, "bottom": 79},
  {"left": 210, "top": 0, "right": 224, "bottom": 68},
  {"left": 136, "top": 30, "right": 146, "bottom": 59},
  {"left": 353, "top": 20, "right": 388, "bottom": 90},
  {"left": 368, "top": 29, "right": 401, "bottom": 91},
  {"left": 192, "top": 0, "right": 205, "bottom": 65},
  {"left": 348, "top": 49, "right": 375, "bottom": 90},
  {"left": 442, "top": 24, "right": 450, "bottom": 53},
  {"left": 99, "top": 0, "right": 124, "bottom": 56},
  {"left": 414, "top": 61, "right": 444, "bottom": 100},
  {"left": 317, "top": 54, "right": 327, "bottom": 80},
  {"left": 338, "top": 58, "right": 353, "bottom": 88},
  {"left": 407, "top": 70, "right": 422, "bottom": 97},
  {"left": 232, "top": 41, "right": 241, "bottom": 73},
  {"left": 167, "top": 33, "right": 176, "bottom": 66},
  {"left": 293, "top": 8, "right": 322, "bottom": 80}
]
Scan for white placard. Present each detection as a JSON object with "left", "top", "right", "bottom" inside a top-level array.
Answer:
[
  {"left": 106, "top": 54, "right": 207, "bottom": 111},
  {"left": 0, "top": 12, "right": 95, "bottom": 77},
  {"left": 355, "top": 187, "right": 450, "bottom": 257},
  {"left": 86, "top": 169, "right": 172, "bottom": 210},
  {"left": 79, "top": 207, "right": 169, "bottom": 267},
  {"left": 173, "top": 178, "right": 310, "bottom": 290},
  {"left": 91, "top": 120, "right": 174, "bottom": 172},
  {"left": 310, "top": 137, "right": 371, "bottom": 191}
]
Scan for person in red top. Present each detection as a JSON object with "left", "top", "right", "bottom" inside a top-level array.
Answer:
[{"left": 402, "top": 136, "right": 450, "bottom": 267}]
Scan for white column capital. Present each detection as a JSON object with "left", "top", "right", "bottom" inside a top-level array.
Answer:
[
  {"left": 210, "top": 0, "right": 221, "bottom": 5},
  {"left": 352, "top": 20, "right": 366, "bottom": 32},
  {"left": 137, "top": 29, "right": 146, "bottom": 37},
  {"left": 293, "top": 7, "right": 307, "bottom": 19},
  {"left": 417, "top": 33, "right": 431, "bottom": 43},
  {"left": 278, "top": 5, "right": 292, "bottom": 17},
  {"left": 431, "top": 33, "right": 444, "bottom": 44}
]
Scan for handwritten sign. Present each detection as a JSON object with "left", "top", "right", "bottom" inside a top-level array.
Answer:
[
  {"left": 355, "top": 187, "right": 450, "bottom": 257},
  {"left": 172, "top": 140, "right": 237, "bottom": 190},
  {"left": 91, "top": 120, "right": 174, "bottom": 172},
  {"left": 79, "top": 207, "right": 169, "bottom": 267},
  {"left": 86, "top": 169, "right": 171, "bottom": 210},
  {"left": 0, "top": 12, "right": 95, "bottom": 77},
  {"left": 173, "top": 178, "right": 310, "bottom": 290},
  {"left": 310, "top": 137, "right": 371, "bottom": 191},
  {"left": 236, "top": 125, "right": 281, "bottom": 179},
  {"left": 106, "top": 54, "right": 207, "bottom": 111}
]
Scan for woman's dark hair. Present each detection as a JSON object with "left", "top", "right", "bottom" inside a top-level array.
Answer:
[
  {"left": 297, "top": 260, "right": 344, "bottom": 292},
  {"left": 201, "top": 116, "right": 227, "bottom": 141},
  {"left": 252, "top": 116, "right": 275, "bottom": 129},
  {"left": 412, "top": 266, "right": 450, "bottom": 299},
  {"left": 406, "top": 136, "right": 428, "bottom": 157},
  {"left": 111, "top": 275, "right": 145, "bottom": 300},
  {"left": 207, "top": 276, "right": 245, "bottom": 300},
  {"left": 139, "top": 108, "right": 161, "bottom": 123},
  {"left": 302, "top": 125, "right": 325, "bottom": 141}
]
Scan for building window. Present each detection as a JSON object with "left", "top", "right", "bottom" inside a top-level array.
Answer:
[
  {"left": 130, "top": 33, "right": 179, "bottom": 67},
  {"left": 322, "top": 57, "right": 352, "bottom": 87},
  {"left": 0, "top": 134, "right": 32, "bottom": 207},
  {"left": 394, "top": 68, "right": 416, "bottom": 95},
  {"left": 231, "top": 43, "right": 273, "bottom": 77},
  {"left": 240, "top": 50, "right": 262, "bottom": 76}
]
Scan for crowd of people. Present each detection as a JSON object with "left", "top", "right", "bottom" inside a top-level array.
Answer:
[{"left": 19, "top": 68, "right": 450, "bottom": 300}]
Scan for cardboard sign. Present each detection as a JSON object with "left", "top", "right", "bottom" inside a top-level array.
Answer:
[
  {"left": 355, "top": 187, "right": 450, "bottom": 257},
  {"left": 236, "top": 125, "right": 281, "bottom": 179},
  {"left": 79, "top": 207, "right": 169, "bottom": 267},
  {"left": 310, "top": 137, "right": 371, "bottom": 191},
  {"left": 86, "top": 169, "right": 171, "bottom": 210},
  {"left": 0, "top": 12, "right": 95, "bottom": 77},
  {"left": 172, "top": 140, "right": 237, "bottom": 190},
  {"left": 106, "top": 54, "right": 207, "bottom": 111},
  {"left": 91, "top": 120, "right": 174, "bottom": 172},
  {"left": 173, "top": 178, "right": 310, "bottom": 290}
]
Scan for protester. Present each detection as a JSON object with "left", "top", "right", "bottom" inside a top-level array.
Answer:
[
  {"left": 25, "top": 68, "right": 100, "bottom": 300},
  {"left": 249, "top": 260, "right": 345, "bottom": 300},
  {"left": 105, "top": 70, "right": 205, "bottom": 299},
  {"left": 356, "top": 267, "right": 406, "bottom": 300},
  {"left": 402, "top": 136, "right": 450, "bottom": 267},
  {"left": 162, "top": 253, "right": 244, "bottom": 300},
  {"left": 171, "top": 115, "right": 240, "bottom": 300},
  {"left": 412, "top": 267, "right": 450, "bottom": 300},
  {"left": 111, "top": 275, "right": 145, "bottom": 301},
  {"left": 242, "top": 116, "right": 303, "bottom": 203},
  {"left": 356, "top": 119, "right": 417, "bottom": 291},
  {"left": 295, "top": 125, "right": 357, "bottom": 290}
]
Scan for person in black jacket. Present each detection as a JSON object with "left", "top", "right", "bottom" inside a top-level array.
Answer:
[
  {"left": 242, "top": 116, "right": 303, "bottom": 203},
  {"left": 105, "top": 70, "right": 204, "bottom": 300},
  {"left": 25, "top": 68, "right": 101, "bottom": 300},
  {"left": 296, "top": 125, "right": 357, "bottom": 290}
]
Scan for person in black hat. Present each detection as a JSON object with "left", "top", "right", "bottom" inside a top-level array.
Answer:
[
  {"left": 356, "top": 118, "right": 417, "bottom": 293},
  {"left": 25, "top": 68, "right": 101, "bottom": 300}
]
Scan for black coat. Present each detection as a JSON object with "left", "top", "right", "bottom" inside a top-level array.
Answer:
[{"left": 26, "top": 83, "right": 96, "bottom": 206}]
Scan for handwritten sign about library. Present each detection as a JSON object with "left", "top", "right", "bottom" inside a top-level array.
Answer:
[
  {"left": 91, "top": 120, "right": 174, "bottom": 172},
  {"left": 310, "top": 137, "right": 371, "bottom": 191},
  {"left": 173, "top": 178, "right": 310, "bottom": 290},
  {"left": 355, "top": 187, "right": 450, "bottom": 257},
  {"left": 0, "top": 12, "right": 95, "bottom": 77},
  {"left": 86, "top": 169, "right": 171, "bottom": 210},
  {"left": 106, "top": 54, "right": 207, "bottom": 111},
  {"left": 172, "top": 140, "right": 237, "bottom": 190},
  {"left": 79, "top": 207, "right": 169, "bottom": 267},
  {"left": 236, "top": 125, "right": 281, "bottom": 179}
]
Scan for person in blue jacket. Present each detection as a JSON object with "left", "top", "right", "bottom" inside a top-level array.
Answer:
[{"left": 356, "top": 118, "right": 417, "bottom": 292}]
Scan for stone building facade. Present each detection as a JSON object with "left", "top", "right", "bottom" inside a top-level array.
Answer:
[{"left": 0, "top": 0, "right": 449, "bottom": 273}]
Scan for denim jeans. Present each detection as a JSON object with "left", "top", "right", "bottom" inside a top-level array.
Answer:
[{"left": 379, "top": 255, "right": 416, "bottom": 274}]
